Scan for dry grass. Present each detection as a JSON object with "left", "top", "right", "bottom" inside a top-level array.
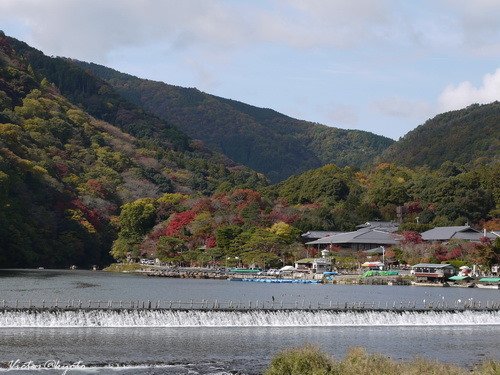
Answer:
[
  {"left": 103, "top": 263, "right": 145, "bottom": 272},
  {"left": 265, "top": 346, "right": 499, "bottom": 375}
]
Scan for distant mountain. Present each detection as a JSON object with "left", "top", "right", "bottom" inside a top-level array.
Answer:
[
  {"left": 379, "top": 102, "right": 500, "bottom": 168},
  {"left": 76, "top": 62, "right": 394, "bottom": 182},
  {"left": 0, "top": 32, "right": 266, "bottom": 268}
]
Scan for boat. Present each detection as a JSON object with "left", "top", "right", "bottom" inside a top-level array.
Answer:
[
  {"left": 228, "top": 268, "right": 261, "bottom": 274},
  {"left": 476, "top": 277, "right": 500, "bottom": 289},
  {"left": 411, "top": 281, "right": 449, "bottom": 287},
  {"left": 448, "top": 275, "right": 475, "bottom": 288}
]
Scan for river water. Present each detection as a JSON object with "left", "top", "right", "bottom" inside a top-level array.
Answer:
[{"left": 0, "top": 269, "right": 499, "bottom": 374}]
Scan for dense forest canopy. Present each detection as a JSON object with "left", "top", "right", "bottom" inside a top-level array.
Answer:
[
  {"left": 0, "top": 32, "right": 265, "bottom": 268},
  {"left": 379, "top": 102, "right": 500, "bottom": 168},
  {"left": 0, "top": 32, "right": 498, "bottom": 269},
  {"left": 111, "top": 162, "right": 499, "bottom": 269},
  {"left": 76, "top": 61, "right": 394, "bottom": 182}
]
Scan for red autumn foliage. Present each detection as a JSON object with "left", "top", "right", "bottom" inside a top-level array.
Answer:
[
  {"left": 308, "top": 248, "right": 319, "bottom": 257},
  {"left": 164, "top": 210, "right": 196, "bottom": 236},
  {"left": 329, "top": 245, "right": 343, "bottom": 253},
  {"left": 70, "top": 198, "right": 102, "bottom": 230},
  {"left": 268, "top": 205, "right": 299, "bottom": 224},
  {"left": 149, "top": 223, "right": 168, "bottom": 240},
  {"left": 433, "top": 244, "right": 448, "bottom": 261},
  {"left": 205, "top": 236, "right": 217, "bottom": 248},
  {"left": 232, "top": 216, "right": 244, "bottom": 225},
  {"left": 401, "top": 231, "right": 423, "bottom": 244},
  {"left": 447, "top": 247, "right": 462, "bottom": 260},
  {"left": 192, "top": 198, "right": 214, "bottom": 213},
  {"left": 231, "top": 189, "right": 262, "bottom": 207},
  {"left": 86, "top": 179, "right": 108, "bottom": 199},
  {"left": 54, "top": 162, "right": 69, "bottom": 177},
  {"left": 479, "top": 236, "right": 492, "bottom": 245},
  {"left": 405, "top": 201, "right": 422, "bottom": 214}
]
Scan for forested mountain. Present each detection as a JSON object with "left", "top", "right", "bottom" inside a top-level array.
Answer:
[
  {"left": 269, "top": 162, "right": 499, "bottom": 230},
  {"left": 113, "top": 162, "right": 498, "bottom": 269},
  {"left": 379, "top": 102, "right": 499, "bottom": 168},
  {"left": 76, "top": 61, "right": 394, "bottom": 182},
  {"left": 0, "top": 32, "right": 265, "bottom": 268},
  {"left": 1, "top": 32, "right": 498, "bottom": 270}
]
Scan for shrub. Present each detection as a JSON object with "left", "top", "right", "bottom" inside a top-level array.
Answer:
[
  {"left": 265, "top": 345, "right": 334, "bottom": 375},
  {"left": 265, "top": 346, "right": 498, "bottom": 375}
]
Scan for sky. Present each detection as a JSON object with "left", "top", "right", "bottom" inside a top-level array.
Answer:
[{"left": 1, "top": 0, "right": 500, "bottom": 140}]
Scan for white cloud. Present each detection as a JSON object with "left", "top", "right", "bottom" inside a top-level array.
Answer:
[
  {"left": 0, "top": 0, "right": 407, "bottom": 62},
  {"left": 438, "top": 68, "right": 500, "bottom": 111},
  {"left": 0, "top": 0, "right": 248, "bottom": 61},
  {"left": 440, "top": 0, "right": 500, "bottom": 55},
  {"left": 257, "top": 0, "right": 392, "bottom": 48},
  {"left": 2, "top": 0, "right": 499, "bottom": 64},
  {"left": 2, "top": 0, "right": 500, "bottom": 61}
]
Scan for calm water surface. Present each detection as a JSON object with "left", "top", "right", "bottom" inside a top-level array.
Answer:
[{"left": 0, "top": 269, "right": 499, "bottom": 374}]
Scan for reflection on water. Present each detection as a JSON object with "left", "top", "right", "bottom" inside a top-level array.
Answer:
[
  {"left": 1, "top": 269, "right": 499, "bottom": 306},
  {"left": 74, "top": 282, "right": 100, "bottom": 289}
]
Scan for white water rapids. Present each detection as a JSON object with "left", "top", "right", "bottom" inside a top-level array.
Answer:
[{"left": 0, "top": 310, "right": 498, "bottom": 328}]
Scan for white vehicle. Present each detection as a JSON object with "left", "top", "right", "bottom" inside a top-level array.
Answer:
[{"left": 279, "top": 265, "right": 296, "bottom": 275}]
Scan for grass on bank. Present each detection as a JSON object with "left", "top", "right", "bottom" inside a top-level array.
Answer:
[
  {"left": 265, "top": 346, "right": 499, "bottom": 375},
  {"left": 103, "top": 263, "right": 145, "bottom": 272}
]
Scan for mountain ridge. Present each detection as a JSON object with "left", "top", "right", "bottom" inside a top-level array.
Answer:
[
  {"left": 75, "top": 61, "right": 394, "bottom": 182},
  {"left": 379, "top": 102, "right": 499, "bottom": 168},
  {"left": 0, "top": 32, "right": 266, "bottom": 267}
]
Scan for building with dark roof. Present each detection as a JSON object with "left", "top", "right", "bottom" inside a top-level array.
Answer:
[
  {"left": 411, "top": 263, "right": 455, "bottom": 280},
  {"left": 301, "top": 231, "right": 344, "bottom": 242},
  {"left": 305, "top": 227, "right": 401, "bottom": 251},
  {"left": 421, "top": 226, "right": 496, "bottom": 242}
]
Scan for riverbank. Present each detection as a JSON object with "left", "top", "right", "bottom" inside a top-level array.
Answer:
[
  {"left": 103, "top": 263, "right": 416, "bottom": 285},
  {"left": 265, "top": 346, "right": 499, "bottom": 375},
  {"left": 102, "top": 264, "right": 500, "bottom": 289}
]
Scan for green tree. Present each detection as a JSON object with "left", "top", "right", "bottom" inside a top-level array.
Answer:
[
  {"left": 118, "top": 198, "right": 157, "bottom": 239},
  {"left": 157, "top": 236, "right": 187, "bottom": 262},
  {"left": 216, "top": 225, "right": 243, "bottom": 253},
  {"left": 269, "top": 221, "right": 300, "bottom": 244}
]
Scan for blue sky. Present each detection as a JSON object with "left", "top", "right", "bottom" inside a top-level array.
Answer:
[{"left": 1, "top": 0, "right": 499, "bottom": 140}]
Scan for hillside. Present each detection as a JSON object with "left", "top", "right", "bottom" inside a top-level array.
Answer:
[
  {"left": 115, "top": 161, "right": 498, "bottom": 269},
  {"left": 75, "top": 61, "right": 394, "bottom": 182},
  {"left": 0, "top": 32, "right": 266, "bottom": 268},
  {"left": 270, "top": 162, "right": 498, "bottom": 229},
  {"left": 379, "top": 102, "right": 500, "bottom": 168}
]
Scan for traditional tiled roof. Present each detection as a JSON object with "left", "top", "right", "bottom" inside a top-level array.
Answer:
[
  {"left": 305, "top": 228, "right": 401, "bottom": 245},
  {"left": 301, "top": 231, "right": 344, "bottom": 240},
  {"left": 421, "top": 226, "right": 495, "bottom": 241}
]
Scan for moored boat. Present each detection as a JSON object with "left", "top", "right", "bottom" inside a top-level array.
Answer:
[{"left": 476, "top": 277, "right": 500, "bottom": 290}]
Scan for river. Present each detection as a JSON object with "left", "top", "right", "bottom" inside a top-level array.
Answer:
[{"left": 0, "top": 269, "right": 499, "bottom": 374}]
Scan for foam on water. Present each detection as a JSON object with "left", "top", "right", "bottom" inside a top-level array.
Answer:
[
  {"left": 0, "top": 309, "right": 498, "bottom": 328},
  {"left": 0, "top": 363, "right": 234, "bottom": 374}
]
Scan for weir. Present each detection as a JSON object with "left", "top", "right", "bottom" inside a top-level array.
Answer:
[
  {"left": 0, "top": 309, "right": 498, "bottom": 328},
  {"left": 0, "top": 298, "right": 499, "bottom": 312}
]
